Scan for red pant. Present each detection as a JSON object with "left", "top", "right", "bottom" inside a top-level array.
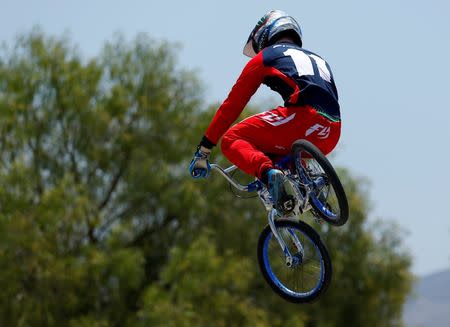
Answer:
[{"left": 221, "top": 105, "right": 341, "bottom": 178}]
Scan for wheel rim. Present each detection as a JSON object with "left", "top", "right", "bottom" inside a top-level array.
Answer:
[
  {"left": 296, "top": 153, "right": 341, "bottom": 221},
  {"left": 262, "top": 226, "right": 325, "bottom": 298}
]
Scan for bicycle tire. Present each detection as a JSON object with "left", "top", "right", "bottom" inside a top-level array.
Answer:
[
  {"left": 257, "top": 218, "right": 332, "bottom": 303},
  {"left": 291, "top": 139, "right": 349, "bottom": 226}
]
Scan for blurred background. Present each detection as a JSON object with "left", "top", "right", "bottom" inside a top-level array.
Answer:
[{"left": 0, "top": 1, "right": 448, "bottom": 326}]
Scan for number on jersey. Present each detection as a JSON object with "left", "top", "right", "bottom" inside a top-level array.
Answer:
[{"left": 283, "top": 49, "right": 332, "bottom": 83}]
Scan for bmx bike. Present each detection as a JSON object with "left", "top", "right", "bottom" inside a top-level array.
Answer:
[{"left": 199, "top": 139, "right": 348, "bottom": 303}]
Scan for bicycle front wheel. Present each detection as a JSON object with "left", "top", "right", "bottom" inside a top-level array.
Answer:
[{"left": 257, "top": 219, "right": 332, "bottom": 303}]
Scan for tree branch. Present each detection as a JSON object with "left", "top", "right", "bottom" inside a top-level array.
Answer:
[
  {"left": 96, "top": 203, "right": 138, "bottom": 238},
  {"left": 127, "top": 214, "right": 178, "bottom": 248},
  {"left": 97, "top": 149, "right": 130, "bottom": 211},
  {"left": 27, "top": 133, "right": 44, "bottom": 198}
]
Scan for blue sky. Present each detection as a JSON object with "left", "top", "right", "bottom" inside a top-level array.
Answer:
[{"left": 1, "top": 0, "right": 449, "bottom": 276}]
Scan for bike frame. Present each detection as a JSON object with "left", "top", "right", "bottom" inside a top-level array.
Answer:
[{"left": 210, "top": 160, "right": 317, "bottom": 266}]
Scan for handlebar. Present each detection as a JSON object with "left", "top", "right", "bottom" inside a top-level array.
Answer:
[
  {"left": 190, "top": 164, "right": 234, "bottom": 179},
  {"left": 210, "top": 164, "right": 261, "bottom": 192}
]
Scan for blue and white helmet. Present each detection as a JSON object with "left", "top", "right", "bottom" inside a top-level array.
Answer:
[{"left": 243, "top": 10, "right": 303, "bottom": 58}]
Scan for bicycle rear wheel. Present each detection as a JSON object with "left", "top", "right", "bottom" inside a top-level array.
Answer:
[
  {"left": 257, "top": 219, "right": 332, "bottom": 303},
  {"left": 291, "top": 139, "right": 349, "bottom": 226}
]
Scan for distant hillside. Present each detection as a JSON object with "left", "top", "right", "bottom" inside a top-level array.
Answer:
[{"left": 403, "top": 268, "right": 450, "bottom": 327}]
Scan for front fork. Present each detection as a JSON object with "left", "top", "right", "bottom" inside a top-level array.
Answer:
[{"left": 267, "top": 209, "right": 305, "bottom": 267}]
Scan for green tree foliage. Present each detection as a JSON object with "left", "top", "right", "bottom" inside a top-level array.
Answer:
[
  {"left": 0, "top": 30, "right": 412, "bottom": 326},
  {"left": 129, "top": 230, "right": 272, "bottom": 327}
]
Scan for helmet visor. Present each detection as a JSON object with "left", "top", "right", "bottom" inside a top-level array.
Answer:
[{"left": 243, "top": 37, "right": 257, "bottom": 57}]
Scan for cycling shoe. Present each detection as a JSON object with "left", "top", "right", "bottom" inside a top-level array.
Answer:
[{"left": 267, "top": 169, "right": 295, "bottom": 214}]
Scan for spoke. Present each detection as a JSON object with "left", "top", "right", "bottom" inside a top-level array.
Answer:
[
  {"left": 302, "top": 262, "right": 321, "bottom": 270},
  {"left": 301, "top": 259, "right": 304, "bottom": 291},
  {"left": 294, "top": 266, "right": 299, "bottom": 291},
  {"left": 300, "top": 270, "right": 319, "bottom": 278},
  {"left": 269, "top": 234, "right": 285, "bottom": 263}
]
